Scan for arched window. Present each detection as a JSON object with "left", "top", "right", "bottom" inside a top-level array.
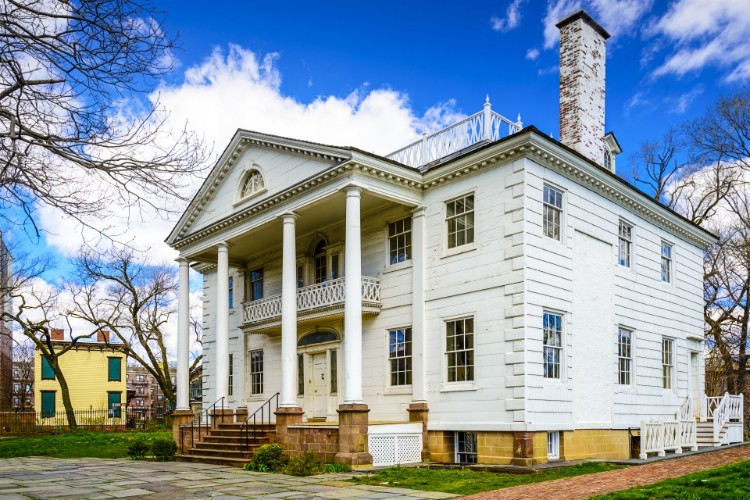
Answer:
[
  {"left": 240, "top": 169, "right": 264, "bottom": 199},
  {"left": 298, "top": 331, "right": 338, "bottom": 347},
  {"left": 314, "top": 240, "right": 327, "bottom": 283},
  {"left": 604, "top": 150, "right": 612, "bottom": 171}
]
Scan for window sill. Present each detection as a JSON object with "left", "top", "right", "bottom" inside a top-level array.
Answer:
[
  {"left": 385, "top": 385, "right": 412, "bottom": 395},
  {"left": 247, "top": 394, "right": 266, "bottom": 402},
  {"left": 441, "top": 243, "right": 476, "bottom": 259},
  {"left": 384, "top": 260, "right": 413, "bottom": 273},
  {"left": 440, "top": 382, "right": 477, "bottom": 393},
  {"left": 233, "top": 187, "right": 268, "bottom": 208}
]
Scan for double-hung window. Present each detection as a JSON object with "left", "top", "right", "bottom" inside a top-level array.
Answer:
[
  {"left": 661, "top": 242, "right": 673, "bottom": 283},
  {"left": 388, "top": 328, "right": 412, "bottom": 386},
  {"left": 543, "top": 185, "right": 563, "bottom": 240},
  {"left": 446, "top": 195, "right": 474, "bottom": 249},
  {"left": 228, "top": 353, "right": 234, "bottom": 397},
  {"left": 250, "top": 269, "right": 263, "bottom": 300},
  {"left": 662, "top": 338, "right": 674, "bottom": 390},
  {"left": 388, "top": 218, "right": 412, "bottom": 264},
  {"left": 446, "top": 318, "right": 474, "bottom": 382},
  {"left": 618, "top": 221, "right": 632, "bottom": 267},
  {"left": 249, "top": 350, "right": 263, "bottom": 395},
  {"left": 617, "top": 328, "right": 632, "bottom": 385},
  {"left": 543, "top": 312, "right": 563, "bottom": 379}
]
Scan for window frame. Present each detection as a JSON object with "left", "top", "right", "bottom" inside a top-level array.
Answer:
[
  {"left": 387, "top": 217, "right": 412, "bottom": 266},
  {"left": 618, "top": 220, "right": 633, "bottom": 268},
  {"left": 388, "top": 327, "right": 413, "bottom": 387},
  {"left": 662, "top": 337, "right": 675, "bottom": 390},
  {"left": 661, "top": 241, "right": 673, "bottom": 284},
  {"left": 236, "top": 168, "right": 266, "bottom": 203},
  {"left": 329, "top": 349, "right": 338, "bottom": 394},
  {"left": 249, "top": 268, "right": 263, "bottom": 301},
  {"left": 445, "top": 193, "right": 475, "bottom": 251},
  {"left": 40, "top": 390, "right": 55, "bottom": 418},
  {"left": 297, "top": 354, "right": 305, "bottom": 396},
  {"left": 543, "top": 311, "right": 564, "bottom": 380},
  {"left": 547, "top": 431, "right": 560, "bottom": 460},
  {"left": 445, "top": 317, "right": 475, "bottom": 385},
  {"left": 228, "top": 276, "right": 234, "bottom": 309},
  {"left": 455, "top": 431, "right": 478, "bottom": 464},
  {"left": 617, "top": 327, "right": 633, "bottom": 386},
  {"left": 249, "top": 349, "right": 264, "bottom": 396},
  {"left": 107, "top": 357, "right": 122, "bottom": 382},
  {"left": 228, "top": 353, "right": 234, "bottom": 397},
  {"left": 542, "top": 183, "right": 564, "bottom": 241}
]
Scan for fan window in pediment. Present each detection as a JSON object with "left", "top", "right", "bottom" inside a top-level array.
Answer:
[{"left": 240, "top": 169, "right": 265, "bottom": 199}]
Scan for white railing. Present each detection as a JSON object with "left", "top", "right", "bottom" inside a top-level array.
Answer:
[
  {"left": 700, "top": 392, "right": 744, "bottom": 446},
  {"left": 676, "top": 396, "right": 692, "bottom": 421},
  {"left": 242, "top": 276, "right": 381, "bottom": 324},
  {"left": 701, "top": 395, "right": 723, "bottom": 421},
  {"left": 640, "top": 419, "right": 697, "bottom": 459},
  {"left": 386, "top": 99, "right": 522, "bottom": 170}
]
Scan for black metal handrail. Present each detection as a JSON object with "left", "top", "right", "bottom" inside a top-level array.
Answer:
[
  {"left": 180, "top": 396, "right": 224, "bottom": 453},
  {"left": 240, "top": 392, "right": 279, "bottom": 449}
]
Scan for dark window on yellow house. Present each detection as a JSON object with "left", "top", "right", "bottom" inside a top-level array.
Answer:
[
  {"left": 41, "top": 391, "right": 55, "bottom": 417},
  {"left": 108, "top": 392, "right": 122, "bottom": 418},
  {"left": 41, "top": 356, "right": 55, "bottom": 380},
  {"left": 108, "top": 357, "right": 122, "bottom": 381}
]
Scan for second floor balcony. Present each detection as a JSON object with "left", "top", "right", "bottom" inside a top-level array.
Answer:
[{"left": 241, "top": 276, "right": 382, "bottom": 332}]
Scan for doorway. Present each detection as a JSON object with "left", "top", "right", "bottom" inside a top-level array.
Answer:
[
  {"left": 690, "top": 352, "right": 701, "bottom": 418},
  {"left": 311, "top": 352, "right": 328, "bottom": 419}
]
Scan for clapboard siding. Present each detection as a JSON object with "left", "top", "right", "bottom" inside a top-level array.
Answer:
[{"left": 523, "top": 158, "right": 704, "bottom": 429}]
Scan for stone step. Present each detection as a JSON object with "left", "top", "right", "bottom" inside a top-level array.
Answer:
[
  {"left": 177, "top": 454, "right": 249, "bottom": 468},
  {"left": 205, "top": 429, "right": 275, "bottom": 439},
  {"left": 186, "top": 447, "right": 251, "bottom": 459},
  {"left": 200, "top": 435, "right": 271, "bottom": 445},
  {"left": 194, "top": 441, "right": 264, "bottom": 452}
]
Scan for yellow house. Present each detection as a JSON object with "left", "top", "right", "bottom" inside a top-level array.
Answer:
[{"left": 34, "top": 329, "right": 127, "bottom": 417}]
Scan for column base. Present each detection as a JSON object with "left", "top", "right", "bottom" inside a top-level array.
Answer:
[
  {"left": 275, "top": 406, "right": 304, "bottom": 451},
  {"left": 510, "top": 431, "right": 537, "bottom": 466},
  {"left": 334, "top": 404, "right": 372, "bottom": 468},
  {"left": 172, "top": 409, "right": 196, "bottom": 451},
  {"left": 407, "top": 402, "right": 430, "bottom": 461}
]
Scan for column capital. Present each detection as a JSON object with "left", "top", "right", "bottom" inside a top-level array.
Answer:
[
  {"left": 281, "top": 212, "right": 299, "bottom": 223},
  {"left": 345, "top": 185, "right": 363, "bottom": 197},
  {"left": 411, "top": 206, "right": 427, "bottom": 217},
  {"left": 175, "top": 257, "right": 189, "bottom": 264},
  {"left": 216, "top": 241, "right": 230, "bottom": 250}
]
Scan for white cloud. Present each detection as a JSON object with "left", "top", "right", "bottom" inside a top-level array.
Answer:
[
  {"left": 491, "top": 0, "right": 528, "bottom": 32},
  {"left": 37, "top": 44, "right": 463, "bottom": 260},
  {"left": 543, "top": 0, "right": 653, "bottom": 49},
  {"left": 526, "top": 48, "right": 540, "bottom": 60},
  {"left": 671, "top": 86, "right": 703, "bottom": 114},
  {"left": 649, "top": 0, "right": 750, "bottom": 81}
]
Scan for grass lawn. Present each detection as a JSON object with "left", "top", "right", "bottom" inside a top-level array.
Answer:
[
  {"left": 0, "top": 431, "right": 172, "bottom": 459},
  {"left": 595, "top": 459, "right": 750, "bottom": 499},
  {"left": 349, "top": 462, "right": 625, "bottom": 496}
]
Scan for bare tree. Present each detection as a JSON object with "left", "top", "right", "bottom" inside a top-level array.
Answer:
[
  {"left": 69, "top": 246, "right": 194, "bottom": 409},
  {"left": 11, "top": 339, "right": 34, "bottom": 410},
  {"left": 631, "top": 129, "right": 688, "bottom": 206},
  {"left": 0, "top": 0, "right": 207, "bottom": 239}
]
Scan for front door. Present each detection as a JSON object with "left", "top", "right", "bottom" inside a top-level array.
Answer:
[
  {"left": 690, "top": 352, "right": 701, "bottom": 418},
  {"left": 312, "top": 352, "right": 328, "bottom": 418}
]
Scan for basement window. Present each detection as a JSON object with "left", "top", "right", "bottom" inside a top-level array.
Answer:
[
  {"left": 547, "top": 431, "right": 560, "bottom": 460},
  {"left": 455, "top": 431, "right": 477, "bottom": 464}
]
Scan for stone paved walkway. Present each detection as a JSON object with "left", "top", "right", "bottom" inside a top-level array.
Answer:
[
  {"left": 0, "top": 457, "right": 455, "bottom": 499},
  {"left": 468, "top": 444, "right": 750, "bottom": 499}
]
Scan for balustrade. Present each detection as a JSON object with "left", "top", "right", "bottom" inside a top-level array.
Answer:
[{"left": 242, "top": 276, "right": 381, "bottom": 325}]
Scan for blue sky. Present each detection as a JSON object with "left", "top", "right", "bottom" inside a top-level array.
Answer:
[{"left": 18, "top": 0, "right": 750, "bottom": 274}]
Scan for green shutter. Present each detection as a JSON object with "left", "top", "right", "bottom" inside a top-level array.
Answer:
[
  {"left": 108, "top": 392, "right": 122, "bottom": 418},
  {"left": 41, "top": 356, "right": 55, "bottom": 380},
  {"left": 41, "top": 391, "right": 55, "bottom": 417},
  {"left": 108, "top": 357, "right": 121, "bottom": 381}
]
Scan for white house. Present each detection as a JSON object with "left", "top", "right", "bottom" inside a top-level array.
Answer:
[{"left": 168, "top": 10, "right": 742, "bottom": 467}]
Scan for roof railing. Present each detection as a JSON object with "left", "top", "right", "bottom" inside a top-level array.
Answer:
[{"left": 386, "top": 97, "right": 522, "bottom": 170}]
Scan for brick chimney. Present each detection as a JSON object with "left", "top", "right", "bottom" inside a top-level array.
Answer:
[
  {"left": 50, "top": 328, "right": 64, "bottom": 341},
  {"left": 557, "top": 9, "right": 610, "bottom": 166},
  {"left": 97, "top": 330, "right": 110, "bottom": 343}
]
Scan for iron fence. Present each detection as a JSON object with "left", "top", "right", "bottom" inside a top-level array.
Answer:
[{"left": 0, "top": 407, "right": 171, "bottom": 435}]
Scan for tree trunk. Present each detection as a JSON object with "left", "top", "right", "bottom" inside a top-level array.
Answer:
[{"left": 51, "top": 358, "right": 77, "bottom": 429}]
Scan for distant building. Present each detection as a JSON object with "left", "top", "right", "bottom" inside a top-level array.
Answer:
[
  {"left": 34, "top": 329, "right": 127, "bottom": 416},
  {"left": 0, "top": 234, "right": 12, "bottom": 410},
  {"left": 126, "top": 364, "right": 174, "bottom": 416},
  {"left": 11, "top": 361, "right": 33, "bottom": 410}
]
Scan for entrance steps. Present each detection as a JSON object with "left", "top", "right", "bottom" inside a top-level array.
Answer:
[{"left": 177, "top": 422, "right": 275, "bottom": 468}]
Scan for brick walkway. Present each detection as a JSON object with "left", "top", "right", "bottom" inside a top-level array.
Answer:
[{"left": 468, "top": 444, "right": 750, "bottom": 499}]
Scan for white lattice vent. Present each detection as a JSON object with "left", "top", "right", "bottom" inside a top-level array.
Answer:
[{"left": 369, "top": 434, "right": 422, "bottom": 466}]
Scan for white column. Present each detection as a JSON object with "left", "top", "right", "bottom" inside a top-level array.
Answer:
[
  {"left": 344, "top": 186, "right": 364, "bottom": 404},
  {"left": 280, "top": 213, "right": 299, "bottom": 407},
  {"left": 411, "top": 207, "right": 427, "bottom": 402},
  {"left": 176, "top": 258, "right": 191, "bottom": 410},
  {"left": 214, "top": 242, "right": 230, "bottom": 401}
]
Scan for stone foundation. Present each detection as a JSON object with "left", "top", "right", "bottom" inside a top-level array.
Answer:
[
  {"left": 334, "top": 404, "right": 372, "bottom": 467},
  {"left": 172, "top": 409, "right": 195, "bottom": 449},
  {"left": 288, "top": 425, "right": 339, "bottom": 463},
  {"left": 428, "top": 429, "right": 630, "bottom": 465},
  {"left": 407, "top": 403, "right": 430, "bottom": 461},
  {"left": 275, "top": 407, "right": 304, "bottom": 455}
]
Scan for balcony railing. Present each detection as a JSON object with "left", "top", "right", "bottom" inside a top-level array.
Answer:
[
  {"left": 386, "top": 99, "right": 522, "bottom": 170},
  {"left": 242, "top": 276, "right": 381, "bottom": 326}
]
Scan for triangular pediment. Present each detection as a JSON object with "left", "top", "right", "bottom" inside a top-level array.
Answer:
[{"left": 166, "top": 130, "right": 351, "bottom": 246}]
